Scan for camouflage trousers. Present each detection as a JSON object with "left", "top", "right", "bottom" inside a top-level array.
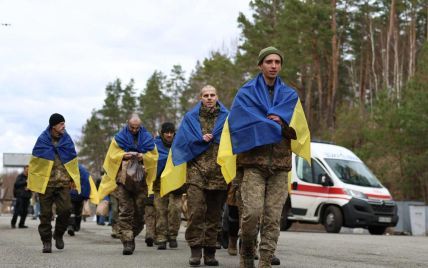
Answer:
[
  {"left": 144, "top": 201, "right": 156, "bottom": 241},
  {"left": 110, "top": 193, "right": 119, "bottom": 236},
  {"left": 116, "top": 184, "right": 146, "bottom": 242},
  {"left": 38, "top": 187, "right": 71, "bottom": 242},
  {"left": 240, "top": 168, "right": 288, "bottom": 266},
  {"left": 185, "top": 184, "right": 226, "bottom": 247},
  {"left": 154, "top": 191, "right": 182, "bottom": 242}
]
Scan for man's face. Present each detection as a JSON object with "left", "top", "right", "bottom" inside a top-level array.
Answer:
[
  {"left": 200, "top": 88, "right": 218, "bottom": 108},
  {"left": 52, "top": 122, "right": 65, "bottom": 135},
  {"left": 259, "top": 54, "right": 282, "bottom": 81},
  {"left": 128, "top": 121, "right": 141, "bottom": 135},
  {"left": 162, "top": 131, "right": 174, "bottom": 143}
]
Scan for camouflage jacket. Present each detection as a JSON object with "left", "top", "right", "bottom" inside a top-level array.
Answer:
[
  {"left": 237, "top": 126, "right": 296, "bottom": 172},
  {"left": 47, "top": 138, "right": 72, "bottom": 188},
  {"left": 187, "top": 104, "right": 227, "bottom": 190}
]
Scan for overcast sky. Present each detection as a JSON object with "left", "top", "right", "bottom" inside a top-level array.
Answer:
[{"left": 0, "top": 0, "right": 251, "bottom": 172}]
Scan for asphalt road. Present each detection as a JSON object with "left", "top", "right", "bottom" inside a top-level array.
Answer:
[{"left": 0, "top": 215, "right": 426, "bottom": 267}]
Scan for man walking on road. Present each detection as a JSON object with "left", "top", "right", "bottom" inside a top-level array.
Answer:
[
  {"left": 28, "top": 113, "right": 82, "bottom": 253},
  {"left": 218, "top": 47, "right": 310, "bottom": 267},
  {"left": 153, "top": 122, "right": 182, "bottom": 250},
  {"left": 11, "top": 165, "right": 32, "bottom": 229},
  {"left": 97, "top": 114, "right": 158, "bottom": 255}
]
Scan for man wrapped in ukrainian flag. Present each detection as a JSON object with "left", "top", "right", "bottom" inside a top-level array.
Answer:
[
  {"left": 217, "top": 47, "right": 311, "bottom": 267},
  {"left": 28, "top": 113, "right": 81, "bottom": 253},
  {"left": 160, "top": 85, "right": 228, "bottom": 266},
  {"left": 97, "top": 113, "right": 158, "bottom": 255}
]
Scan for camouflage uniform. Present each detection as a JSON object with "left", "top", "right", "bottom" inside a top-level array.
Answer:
[
  {"left": 144, "top": 195, "right": 156, "bottom": 242},
  {"left": 238, "top": 134, "right": 293, "bottom": 267},
  {"left": 153, "top": 191, "right": 182, "bottom": 243},
  {"left": 39, "top": 138, "right": 72, "bottom": 242},
  {"left": 110, "top": 190, "right": 119, "bottom": 237},
  {"left": 185, "top": 105, "right": 228, "bottom": 248},
  {"left": 116, "top": 160, "right": 147, "bottom": 243}
]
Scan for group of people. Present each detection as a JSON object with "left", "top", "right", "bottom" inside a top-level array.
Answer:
[{"left": 22, "top": 46, "right": 310, "bottom": 268}]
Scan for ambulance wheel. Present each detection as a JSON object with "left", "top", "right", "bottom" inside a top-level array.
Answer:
[
  {"left": 323, "top": 206, "right": 343, "bottom": 233},
  {"left": 368, "top": 226, "right": 387, "bottom": 235}
]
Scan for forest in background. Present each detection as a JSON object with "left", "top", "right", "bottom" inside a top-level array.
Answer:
[{"left": 78, "top": 0, "right": 428, "bottom": 202}]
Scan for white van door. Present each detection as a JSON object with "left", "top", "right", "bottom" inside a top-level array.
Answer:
[{"left": 290, "top": 156, "right": 332, "bottom": 221}]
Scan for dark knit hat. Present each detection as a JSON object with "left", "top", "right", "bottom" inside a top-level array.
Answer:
[
  {"left": 257, "top": 46, "right": 284, "bottom": 65},
  {"left": 161, "top": 122, "right": 175, "bottom": 134},
  {"left": 49, "top": 113, "right": 65, "bottom": 127}
]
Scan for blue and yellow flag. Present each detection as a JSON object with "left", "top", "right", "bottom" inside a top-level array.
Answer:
[
  {"left": 70, "top": 164, "right": 99, "bottom": 204},
  {"left": 160, "top": 102, "right": 229, "bottom": 196},
  {"left": 28, "top": 126, "right": 81, "bottom": 194},
  {"left": 154, "top": 136, "right": 170, "bottom": 179},
  {"left": 217, "top": 73, "right": 311, "bottom": 182},
  {"left": 97, "top": 125, "right": 158, "bottom": 201}
]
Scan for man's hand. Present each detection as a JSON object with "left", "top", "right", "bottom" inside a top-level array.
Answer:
[
  {"left": 203, "top": 133, "right": 213, "bottom": 142},
  {"left": 123, "top": 153, "right": 133, "bottom": 160},
  {"left": 267, "top": 114, "right": 284, "bottom": 127}
]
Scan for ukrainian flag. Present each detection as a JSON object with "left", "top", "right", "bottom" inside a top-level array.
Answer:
[
  {"left": 160, "top": 102, "right": 229, "bottom": 196},
  {"left": 28, "top": 127, "right": 81, "bottom": 194},
  {"left": 97, "top": 125, "right": 158, "bottom": 202},
  {"left": 217, "top": 73, "right": 311, "bottom": 182},
  {"left": 69, "top": 164, "right": 99, "bottom": 204}
]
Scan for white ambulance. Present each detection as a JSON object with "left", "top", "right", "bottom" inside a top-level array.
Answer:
[{"left": 281, "top": 141, "right": 399, "bottom": 235}]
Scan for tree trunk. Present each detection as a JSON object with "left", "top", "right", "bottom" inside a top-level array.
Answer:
[
  {"left": 328, "top": 0, "right": 339, "bottom": 127},
  {"left": 369, "top": 15, "right": 379, "bottom": 97},
  {"left": 385, "top": 0, "right": 396, "bottom": 95}
]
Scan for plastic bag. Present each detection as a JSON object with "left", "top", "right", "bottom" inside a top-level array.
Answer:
[
  {"left": 82, "top": 200, "right": 91, "bottom": 216},
  {"left": 124, "top": 156, "right": 146, "bottom": 193},
  {"left": 96, "top": 200, "right": 109, "bottom": 216}
]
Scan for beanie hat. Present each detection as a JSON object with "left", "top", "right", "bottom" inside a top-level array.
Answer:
[
  {"left": 161, "top": 122, "right": 175, "bottom": 134},
  {"left": 49, "top": 113, "right": 65, "bottom": 127},
  {"left": 257, "top": 46, "right": 284, "bottom": 65}
]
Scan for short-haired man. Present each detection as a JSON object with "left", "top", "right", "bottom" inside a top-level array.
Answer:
[
  {"left": 98, "top": 114, "right": 158, "bottom": 255},
  {"left": 153, "top": 122, "right": 182, "bottom": 250},
  {"left": 220, "top": 47, "right": 310, "bottom": 267},
  {"left": 161, "top": 85, "right": 229, "bottom": 266},
  {"left": 28, "top": 113, "right": 81, "bottom": 253}
]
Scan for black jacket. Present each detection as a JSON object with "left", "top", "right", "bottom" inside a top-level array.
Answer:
[{"left": 14, "top": 173, "right": 32, "bottom": 199}]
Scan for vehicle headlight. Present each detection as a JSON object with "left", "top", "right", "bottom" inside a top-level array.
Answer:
[{"left": 344, "top": 189, "right": 367, "bottom": 199}]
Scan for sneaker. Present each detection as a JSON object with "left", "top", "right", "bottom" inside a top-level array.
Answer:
[{"left": 18, "top": 225, "right": 29, "bottom": 229}]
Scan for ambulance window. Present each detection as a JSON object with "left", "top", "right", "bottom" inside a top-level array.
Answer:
[
  {"left": 295, "top": 156, "right": 314, "bottom": 183},
  {"left": 312, "top": 160, "right": 327, "bottom": 185}
]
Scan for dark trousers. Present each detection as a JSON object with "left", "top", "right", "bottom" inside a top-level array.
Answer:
[
  {"left": 185, "top": 185, "right": 226, "bottom": 247},
  {"left": 228, "top": 205, "right": 240, "bottom": 237},
  {"left": 68, "top": 200, "right": 84, "bottom": 232},
  {"left": 38, "top": 187, "right": 71, "bottom": 242},
  {"left": 11, "top": 197, "right": 30, "bottom": 227}
]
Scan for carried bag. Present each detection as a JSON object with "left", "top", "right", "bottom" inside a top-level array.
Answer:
[
  {"left": 82, "top": 200, "right": 91, "bottom": 216},
  {"left": 123, "top": 156, "right": 146, "bottom": 193},
  {"left": 96, "top": 200, "right": 109, "bottom": 216}
]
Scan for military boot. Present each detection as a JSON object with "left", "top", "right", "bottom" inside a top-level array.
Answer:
[
  {"left": 271, "top": 255, "right": 280, "bottom": 266},
  {"left": 54, "top": 235, "right": 64, "bottom": 250},
  {"left": 42, "top": 241, "right": 52, "bottom": 253},
  {"left": 228, "top": 236, "right": 238, "bottom": 256},
  {"left": 203, "top": 247, "right": 219, "bottom": 266},
  {"left": 122, "top": 241, "right": 133, "bottom": 255},
  {"left": 189, "top": 246, "right": 202, "bottom": 266},
  {"left": 130, "top": 239, "right": 136, "bottom": 253}
]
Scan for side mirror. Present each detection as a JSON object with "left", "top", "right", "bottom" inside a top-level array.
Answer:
[{"left": 319, "top": 174, "right": 333, "bottom": 186}]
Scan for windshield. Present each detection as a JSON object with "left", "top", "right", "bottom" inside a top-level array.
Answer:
[{"left": 324, "top": 158, "right": 382, "bottom": 188}]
